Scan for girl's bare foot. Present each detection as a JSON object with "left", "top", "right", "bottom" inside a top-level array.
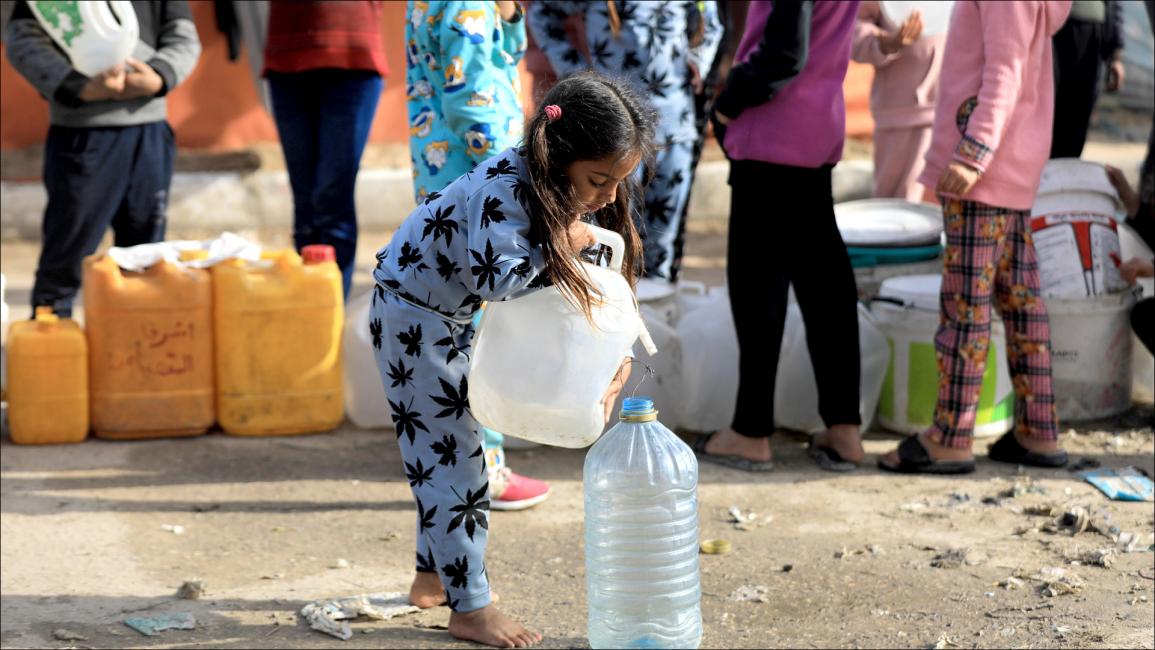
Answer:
[
  {"left": 449, "top": 604, "right": 542, "bottom": 648},
  {"left": 705, "top": 427, "right": 772, "bottom": 463},
  {"left": 1013, "top": 430, "right": 1061, "bottom": 455},
  {"left": 410, "top": 571, "right": 447, "bottom": 609},
  {"left": 812, "top": 424, "right": 865, "bottom": 463},
  {"left": 410, "top": 571, "right": 500, "bottom": 609}
]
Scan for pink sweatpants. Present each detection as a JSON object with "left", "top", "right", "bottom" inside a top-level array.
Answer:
[{"left": 872, "top": 125, "right": 933, "bottom": 202}]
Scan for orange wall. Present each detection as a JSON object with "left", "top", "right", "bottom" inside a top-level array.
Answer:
[{"left": 1, "top": 2, "right": 874, "bottom": 151}]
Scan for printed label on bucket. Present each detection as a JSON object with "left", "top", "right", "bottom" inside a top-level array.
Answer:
[{"left": 1031, "top": 213, "right": 1125, "bottom": 299}]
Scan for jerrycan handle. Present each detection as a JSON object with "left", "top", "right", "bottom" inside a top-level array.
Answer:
[{"left": 587, "top": 225, "right": 625, "bottom": 273}]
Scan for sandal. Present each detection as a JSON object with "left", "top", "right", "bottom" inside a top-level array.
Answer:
[
  {"left": 988, "top": 431, "right": 1068, "bottom": 468},
  {"left": 878, "top": 436, "right": 976, "bottom": 475},
  {"left": 692, "top": 432, "right": 775, "bottom": 472},
  {"left": 807, "top": 439, "right": 858, "bottom": 472}
]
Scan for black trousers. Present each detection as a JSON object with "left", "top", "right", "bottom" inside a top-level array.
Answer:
[
  {"left": 33, "top": 122, "right": 174, "bottom": 317},
  {"left": 1051, "top": 19, "right": 1105, "bottom": 159},
  {"left": 726, "top": 160, "right": 861, "bottom": 436}
]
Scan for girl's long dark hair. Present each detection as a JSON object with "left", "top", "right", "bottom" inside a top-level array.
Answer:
[{"left": 523, "top": 71, "right": 657, "bottom": 319}]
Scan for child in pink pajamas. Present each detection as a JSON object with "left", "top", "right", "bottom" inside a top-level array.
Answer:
[
  {"left": 879, "top": 0, "right": 1073, "bottom": 474},
  {"left": 852, "top": 1, "right": 945, "bottom": 202}
]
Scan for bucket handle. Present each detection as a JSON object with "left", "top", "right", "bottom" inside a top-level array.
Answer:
[{"left": 586, "top": 225, "right": 624, "bottom": 273}]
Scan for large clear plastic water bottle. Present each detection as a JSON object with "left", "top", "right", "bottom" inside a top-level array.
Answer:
[{"left": 584, "top": 397, "right": 701, "bottom": 649}]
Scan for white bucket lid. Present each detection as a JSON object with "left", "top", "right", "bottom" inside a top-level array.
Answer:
[
  {"left": 881, "top": 0, "right": 954, "bottom": 37},
  {"left": 835, "top": 199, "right": 944, "bottom": 247},
  {"left": 1036, "top": 159, "right": 1122, "bottom": 207},
  {"left": 635, "top": 277, "right": 676, "bottom": 302},
  {"left": 878, "top": 274, "right": 942, "bottom": 311}
]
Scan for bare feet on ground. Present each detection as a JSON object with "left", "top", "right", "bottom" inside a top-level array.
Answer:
[
  {"left": 449, "top": 605, "right": 542, "bottom": 648},
  {"left": 813, "top": 424, "right": 865, "bottom": 463},
  {"left": 410, "top": 571, "right": 499, "bottom": 609},
  {"left": 705, "top": 428, "right": 773, "bottom": 462}
]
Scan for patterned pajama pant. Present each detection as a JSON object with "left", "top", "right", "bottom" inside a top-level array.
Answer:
[
  {"left": 638, "top": 140, "right": 696, "bottom": 281},
  {"left": 369, "top": 290, "right": 492, "bottom": 612},
  {"left": 929, "top": 198, "right": 1059, "bottom": 449}
]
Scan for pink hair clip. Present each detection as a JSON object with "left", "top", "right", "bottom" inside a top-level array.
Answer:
[{"left": 544, "top": 104, "right": 562, "bottom": 123}]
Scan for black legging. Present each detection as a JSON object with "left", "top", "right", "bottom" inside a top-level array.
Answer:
[
  {"left": 1051, "top": 18, "right": 1105, "bottom": 159},
  {"left": 726, "top": 160, "right": 862, "bottom": 436}
]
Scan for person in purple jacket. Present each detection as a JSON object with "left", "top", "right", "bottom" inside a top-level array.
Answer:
[{"left": 696, "top": 0, "right": 865, "bottom": 472}]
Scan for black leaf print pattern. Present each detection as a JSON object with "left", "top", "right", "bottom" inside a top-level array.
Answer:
[
  {"left": 430, "top": 434, "right": 458, "bottom": 466},
  {"left": 430, "top": 376, "right": 469, "bottom": 419},
  {"left": 386, "top": 358, "right": 413, "bottom": 388},
  {"left": 562, "top": 49, "right": 582, "bottom": 66},
  {"left": 417, "top": 495, "right": 438, "bottom": 532},
  {"left": 405, "top": 457, "right": 435, "bottom": 487},
  {"left": 480, "top": 195, "right": 507, "bottom": 228},
  {"left": 397, "top": 242, "right": 430, "bottom": 273},
  {"left": 669, "top": 168, "right": 685, "bottom": 189},
  {"left": 416, "top": 548, "right": 436, "bottom": 572},
  {"left": 511, "top": 256, "right": 532, "bottom": 279},
  {"left": 646, "top": 194, "right": 675, "bottom": 226},
  {"left": 442, "top": 555, "right": 470, "bottom": 589},
  {"left": 469, "top": 239, "right": 505, "bottom": 292},
  {"left": 446, "top": 483, "right": 489, "bottom": 541},
  {"left": 485, "top": 157, "right": 516, "bottom": 179},
  {"left": 434, "top": 323, "right": 471, "bottom": 364},
  {"left": 422, "top": 204, "right": 459, "bottom": 245},
  {"left": 435, "top": 251, "right": 462, "bottom": 281},
  {"left": 622, "top": 49, "right": 642, "bottom": 70},
  {"left": 510, "top": 178, "right": 530, "bottom": 210},
  {"left": 526, "top": 273, "right": 553, "bottom": 290},
  {"left": 458, "top": 292, "right": 483, "bottom": 311},
  {"left": 374, "top": 284, "right": 385, "bottom": 303},
  {"left": 645, "top": 69, "right": 671, "bottom": 99},
  {"left": 591, "top": 38, "right": 613, "bottom": 67},
  {"left": 422, "top": 190, "right": 442, "bottom": 205},
  {"left": 397, "top": 324, "right": 423, "bottom": 357},
  {"left": 369, "top": 318, "right": 383, "bottom": 350},
  {"left": 470, "top": 443, "right": 485, "bottom": 475},
  {"left": 389, "top": 397, "right": 430, "bottom": 444}
]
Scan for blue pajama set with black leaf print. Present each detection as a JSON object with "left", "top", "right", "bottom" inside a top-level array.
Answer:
[
  {"left": 528, "top": 0, "right": 721, "bottom": 281},
  {"left": 370, "top": 148, "right": 548, "bottom": 612}
]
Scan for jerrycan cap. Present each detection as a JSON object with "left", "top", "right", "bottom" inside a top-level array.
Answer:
[
  {"left": 302, "top": 245, "right": 336, "bottom": 264},
  {"left": 620, "top": 396, "right": 658, "bottom": 422},
  {"left": 34, "top": 306, "right": 59, "bottom": 328}
]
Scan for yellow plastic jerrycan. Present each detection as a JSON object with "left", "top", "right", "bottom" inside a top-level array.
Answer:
[
  {"left": 213, "top": 245, "right": 344, "bottom": 435},
  {"left": 7, "top": 307, "right": 89, "bottom": 444},
  {"left": 84, "top": 253, "right": 215, "bottom": 439}
]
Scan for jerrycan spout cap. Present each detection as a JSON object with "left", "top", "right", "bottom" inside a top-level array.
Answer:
[
  {"left": 302, "top": 245, "right": 336, "bottom": 265},
  {"left": 34, "top": 306, "right": 59, "bottom": 329},
  {"left": 620, "top": 397, "right": 658, "bottom": 422}
]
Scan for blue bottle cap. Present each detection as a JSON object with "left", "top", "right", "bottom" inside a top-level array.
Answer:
[{"left": 620, "top": 397, "right": 658, "bottom": 422}]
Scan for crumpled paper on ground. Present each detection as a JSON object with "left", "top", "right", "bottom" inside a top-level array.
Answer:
[
  {"left": 107, "top": 232, "right": 261, "bottom": 271},
  {"left": 123, "top": 612, "right": 196, "bottom": 636},
  {"left": 300, "top": 592, "right": 419, "bottom": 640}
]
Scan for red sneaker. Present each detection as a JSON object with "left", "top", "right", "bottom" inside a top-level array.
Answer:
[{"left": 490, "top": 468, "right": 551, "bottom": 511}]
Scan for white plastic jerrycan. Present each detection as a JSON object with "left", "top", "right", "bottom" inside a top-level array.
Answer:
[
  {"left": 29, "top": 1, "right": 139, "bottom": 78},
  {"left": 469, "top": 225, "right": 655, "bottom": 448}
]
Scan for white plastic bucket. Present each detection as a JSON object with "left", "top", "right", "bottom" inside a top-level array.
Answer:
[
  {"left": 343, "top": 289, "right": 394, "bottom": 429},
  {"left": 870, "top": 274, "right": 1014, "bottom": 437},
  {"left": 635, "top": 278, "right": 678, "bottom": 328},
  {"left": 29, "top": 1, "right": 139, "bottom": 78},
  {"left": 1048, "top": 289, "right": 1137, "bottom": 421},
  {"left": 881, "top": 0, "right": 954, "bottom": 37},
  {"left": 1032, "top": 159, "right": 1128, "bottom": 298}
]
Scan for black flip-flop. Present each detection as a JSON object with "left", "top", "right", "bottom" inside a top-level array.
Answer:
[
  {"left": 988, "top": 431, "right": 1069, "bottom": 468},
  {"left": 807, "top": 440, "right": 857, "bottom": 472},
  {"left": 877, "top": 436, "right": 976, "bottom": 475},
  {"left": 692, "top": 432, "right": 775, "bottom": 472}
]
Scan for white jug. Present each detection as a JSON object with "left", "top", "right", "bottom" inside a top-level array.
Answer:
[
  {"left": 469, "top": 226, "right": 651, "bottom": 448},
  {"left": 30, "top": 1, "right": 139, "bottom": 78}
]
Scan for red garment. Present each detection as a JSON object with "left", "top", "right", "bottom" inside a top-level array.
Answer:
[{"left": 263, "top": 1, "right": 389, "bottom": 77}]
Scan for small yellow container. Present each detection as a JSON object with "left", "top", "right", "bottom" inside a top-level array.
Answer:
[
  {"left": 7, "top": 307, "right": 89, "bottom": 444},
  {"left": 212, "top": 245, "right": 344, "bottom": 435},
  {"left": 84, "top": 254, "right": 215, "bottom": 439}
]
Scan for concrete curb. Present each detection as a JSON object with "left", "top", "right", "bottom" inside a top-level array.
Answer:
[{"left": 0, "top": 160, "right": 875, "bottom": 241}]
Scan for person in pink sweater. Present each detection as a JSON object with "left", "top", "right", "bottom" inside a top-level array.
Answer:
[
  {"left": 852, "top": 2, "right": 945, "bottom": 202},
  {"left": 879, "top": 0, "right": 1073, "bottom": 474}
]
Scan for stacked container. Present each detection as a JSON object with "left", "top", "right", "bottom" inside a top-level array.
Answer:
[
  {"left": 7, "top": 307, "right": 89, "bottom": 444},
  {"left": 212, "top": 245, "right": 344, "bottom": 435},
  {"left": 84, "top": 254, "right": 215, "bottom": 439}
]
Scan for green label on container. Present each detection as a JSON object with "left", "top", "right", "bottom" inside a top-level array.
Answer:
[{"left": 33, "top": 1, "right": 84, "bottom": 46}]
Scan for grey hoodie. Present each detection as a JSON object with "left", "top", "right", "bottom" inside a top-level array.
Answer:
[{"left": 5, "top": 0, "right": 201, "bottom": 128}]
